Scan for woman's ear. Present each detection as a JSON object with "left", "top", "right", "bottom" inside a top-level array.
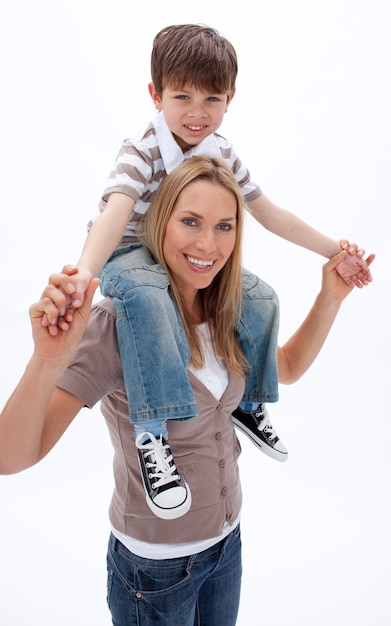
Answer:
[{"left": 148, "top": 82, "right": 163, "bottom": 111}]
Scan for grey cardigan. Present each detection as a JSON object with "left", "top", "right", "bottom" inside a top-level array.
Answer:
[{"left": 59, "top": 298, "right": 245, "bottom": 544}]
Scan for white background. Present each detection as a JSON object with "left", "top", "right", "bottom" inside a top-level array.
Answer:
[{"left": 0, "top": 1, "right": 389, "bottom": 624}]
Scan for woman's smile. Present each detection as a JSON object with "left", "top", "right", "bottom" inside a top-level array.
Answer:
[
  {"left": 162, "top": 179, "right": 238, "bottom": 303},
  {"left": 185, "top": 254, "right": 216, "bottom": 271}
]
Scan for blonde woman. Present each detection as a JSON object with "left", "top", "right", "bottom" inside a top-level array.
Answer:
[{"left": 0, "top": 157, "right": 373, "bottom": 625}]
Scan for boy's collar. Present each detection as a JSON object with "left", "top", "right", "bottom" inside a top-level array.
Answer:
[{"left": 153, "top": 112, "right": 221, "bottom": 174}]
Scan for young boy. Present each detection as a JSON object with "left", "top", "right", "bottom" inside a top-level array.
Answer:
[{"left": 54, "top": 24, "right": 371, "bottom": 520}]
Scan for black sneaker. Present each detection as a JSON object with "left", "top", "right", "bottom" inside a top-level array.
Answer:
[
  {"left": 232, "top": 404, "right": 288, "bottom": 462},
  {"left": 135, "top": 433, "right": 192, "bottom": 519}
]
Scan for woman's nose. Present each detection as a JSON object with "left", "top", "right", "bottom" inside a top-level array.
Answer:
[{"left": 195, "top": 229, "right": 216, "bottom": 252}]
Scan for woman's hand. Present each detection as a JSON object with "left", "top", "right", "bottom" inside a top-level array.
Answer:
[
  {"left": 30, "top": 269, "right": 100, "bottom": 361},
  {"left": 0, "top": 269, "right": 99, "bottom": 475},
  {"left": 324, "top": 249, "right": 375, "bottom": 302},
  {"left": 337, "top": 240, "right": 374, "bottom": 287}
]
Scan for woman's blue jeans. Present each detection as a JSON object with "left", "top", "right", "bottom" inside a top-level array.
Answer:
[
  {"left": 106, "top": 526, "right": 242, "bottom": 625},
  {"left": 100, "top": 244, "right": 280, "bottom": 423}
]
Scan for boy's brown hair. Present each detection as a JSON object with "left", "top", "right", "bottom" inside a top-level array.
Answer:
[{"left": 151, "top": 24, "right": 238, "bottom": 96}]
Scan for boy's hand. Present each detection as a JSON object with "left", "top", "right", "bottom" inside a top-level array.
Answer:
[
  {"left": 336, "top": 240, "right": 374, "bottom": 288},
  {"left": 41, "top": 265, "right": 95, "bottom": 334},
  {"left": 64, "top": 266, "right": 95, "bottom": 309}
]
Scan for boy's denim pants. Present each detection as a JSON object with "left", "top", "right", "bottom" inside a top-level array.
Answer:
[{"left": 100, "top": 244, "right": 279, "bottom": 424}]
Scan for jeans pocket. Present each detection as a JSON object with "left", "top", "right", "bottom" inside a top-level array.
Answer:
[
  {"left": 106, "top": 564, "right": 115, "bottom": 606},
  {"left": 107, "top": 536, "right": 198, "bottom": 625},
  {"left": 109, "top": 537, "right": 192, "bottom": 598},
  {"left": 134, "top": 561, "right": 192, "bottom": 598}
]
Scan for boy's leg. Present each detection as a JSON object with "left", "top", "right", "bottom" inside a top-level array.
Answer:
[
  {"left": 100, "top": 244, "right": 197, "bottom": 422},
  {"left": 233, "top": 270, "right": 288, "bottom": 462},
  {"left": 100, "top": 245, "right": 193, "bottom": 518}
]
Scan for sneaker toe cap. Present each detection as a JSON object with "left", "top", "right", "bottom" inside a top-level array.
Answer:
[{"left": 154, "top": 485, "right": 188, "bottom": 509}]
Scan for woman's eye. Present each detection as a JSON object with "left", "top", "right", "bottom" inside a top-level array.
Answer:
[
  {"left": 183, "top": 218, "right": 196, "bottom": 226},
  {"left": 218, "top": 223, "right": 232, "bottom": 231}
]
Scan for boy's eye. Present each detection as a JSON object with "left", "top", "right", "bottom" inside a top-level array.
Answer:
[{"left": 175, "top": 94, "right": 188, "bottom": 100}]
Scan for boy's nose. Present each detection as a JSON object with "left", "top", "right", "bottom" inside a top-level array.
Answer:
[{"left": 188, "top": 102, "right": 206, "bottom": 118}]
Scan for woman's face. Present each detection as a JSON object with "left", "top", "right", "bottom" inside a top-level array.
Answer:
[{"left": 163, "top": 178, "right": 238, "bottom": 307}]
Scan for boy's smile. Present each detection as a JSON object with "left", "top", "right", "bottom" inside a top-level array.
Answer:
[{"left": 149, "top": 82, "right": 235, "bottom": 152}]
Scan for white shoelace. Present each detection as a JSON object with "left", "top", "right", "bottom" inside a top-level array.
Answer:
[
  {"left": 136, "top": 433, "right": 180, "bottom": 489},
  {"left": 257, "top": 413, "right": 278, "bottom": 442}
]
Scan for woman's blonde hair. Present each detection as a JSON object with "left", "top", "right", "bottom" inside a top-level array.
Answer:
[{"left": 138, "top": 156, "right": 248, "bottom": 376}]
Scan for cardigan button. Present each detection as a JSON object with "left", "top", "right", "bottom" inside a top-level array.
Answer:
[
  {"left": 221, "top": 487, "right": 228, "bottom": 496},
  {"left": 215, "top": 432, "right": 222, "bottom": 440},
  {"left": 219, "top": 459, "right": 225, "bottom": 468}
]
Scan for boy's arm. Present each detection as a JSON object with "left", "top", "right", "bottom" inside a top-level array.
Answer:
[
  {"left": 247, "top": 194, "right": 340, "bottom": 256},
  {"left": 78, "top": 192, "right": 136, "bottom": 276},
  {"left": 247, "top": 194, "right": 372, "bottom": 286},
  {"left": 46, "top": 193, "right": 136, "bottom": 329},
  {"left": 73, "top": 192, "right": 136, "bottom": 301}
]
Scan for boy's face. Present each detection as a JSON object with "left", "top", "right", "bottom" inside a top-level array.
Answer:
[{"left": 148, "top": 82, "right": 235, "bottom": 152}]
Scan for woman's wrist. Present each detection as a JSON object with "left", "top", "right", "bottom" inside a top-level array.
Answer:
[
  {"left": 313, "top": 289, "right": 343, "bottom": 319},
  {"left": 30, "top": 351, "right": 71, "bottom": 385}
]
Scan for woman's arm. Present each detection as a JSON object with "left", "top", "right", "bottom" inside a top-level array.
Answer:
[
  {"left": 277, "top": 250, "right": 375, "bottom": 384},
  {"left": 0, "top": 278, "right": 100, "bottom": 474}
]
